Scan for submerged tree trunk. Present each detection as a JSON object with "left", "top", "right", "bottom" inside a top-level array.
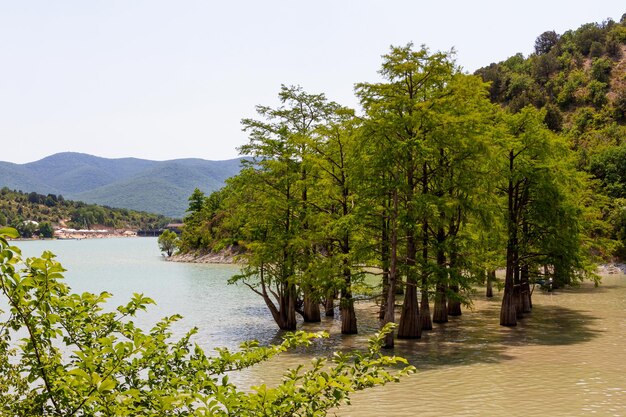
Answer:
[
  {"left": 302, "top": 290, "right": 321, "bottom": 322},
  {"left": 271, "top": 281, "right": 297, "bottom": 331},
  {"left": 420, "top": 289, "right": 432, "bottom": 330},
  {"left": 420, "top": 212, "right": 432, "bottom": 331},
  {"left": 447, "top": 248, "right": 462, "bottom": 316},
  {"left": 379, "top": 216, "right": 390, "bottom": 320},
  {"left": 324, "top": 291, "right": 335, "bottom": 317},
  {"left": 433, "top": 283, "right": 448, "bottom": 323},
  {"left": 341, "top": 294, "right": 357, "bottom": 334},
  {"left": 383, "top": 190, "right": 399, "bottom": 348},
  {"left": 340, "top": 268, "right": 357, "bottom": 334},
  {"left": 447, "top": 250, "right": 461, "bottom": 317},
  {"left": 514, "top": 262, "right": 523, "bottom": 320},
  {"left": 513, "top": 283, "right": 523, "bottom": 319},
  {"left": 486, "top": 270, "right": 495, "bottom": 298},
  {"left": 379, "top": 271, "right": 389, "bottom": 320},
  {"left": 448, "top": 284, "right": 462, "bottom": 316},
  {"left": 500, "top": 239, "right": 518, "bottom": 326},
  {"left": 501, "top": 150, "right": 519, "bottom": 327},
  {"left": 398, "top": 231, "right": 421, "bottom": 339},
  {"left": 340, "top": 186, "right": 357, "bottom": 334},
  {"left": 256, "top": 263, "right": 298, "bottom": 331},
  {"left": 432, "top": 229, "right": 448, "bottom": 323},
  {"left": 520, "top": 263, "right": 531, "bottom": 313}
]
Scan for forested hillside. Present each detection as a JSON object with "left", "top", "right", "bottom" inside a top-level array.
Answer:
[
  {"left": 176, "top": 14, "right": 626, "bottom": 344},
  {"left": 474, "top": 14, "right": 626, "bottom": 259},
  {"left": 0, "top": 153, "right": 244, "bottom": 217},
  {"left": 0, "top": 188, "right": 171, "bottom": 237}
]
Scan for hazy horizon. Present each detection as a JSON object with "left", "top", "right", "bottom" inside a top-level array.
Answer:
[{"left": 0, "top": 151, "right": 246, "bottom": 165}]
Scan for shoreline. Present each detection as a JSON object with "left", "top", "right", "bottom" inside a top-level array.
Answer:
[
  {"left": 9, "top": 232, "right": 139, "bottom": 241},
  {"left": 167, "top": 247, "right": 243, "bottom": 264},
  {"left": 169, "top": 251, "right": 626, "bottom": 275},
  {"left": 596, "top": 263, "right": 626, "bottom": 275}
]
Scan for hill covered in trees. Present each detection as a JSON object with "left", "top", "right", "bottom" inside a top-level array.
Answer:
[
  {"left": 0, "top": 152, "right": 245, "bottom": 217},
  {"left": 176, "top": 14, "right": 626, "bottom": 346},
  {"left": 0, "top": 188, "right": 171, "bottom": 237},
  {"left": 474, "top": 13, "right": 626, "bottom": 259}
]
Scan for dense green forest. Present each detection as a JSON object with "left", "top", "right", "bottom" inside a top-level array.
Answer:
[
  {"left": 178, "top": 15, "right": 626, "bottom": 345},
  {"left": 0, "top": 187, "right": 171, "bottom": 237}
]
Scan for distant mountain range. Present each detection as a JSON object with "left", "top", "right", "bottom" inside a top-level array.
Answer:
[{"left": 0, "top": 153, "right": 244, "bottom": 218}]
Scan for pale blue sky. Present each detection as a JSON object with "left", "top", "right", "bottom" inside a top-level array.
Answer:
[{"left": 1, "top": 1, "right": 624, "bottom": 163}]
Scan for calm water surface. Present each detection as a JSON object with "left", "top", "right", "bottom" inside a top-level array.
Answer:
[{"left": 16, "top": 238, "right": 626, "bottom": 416}]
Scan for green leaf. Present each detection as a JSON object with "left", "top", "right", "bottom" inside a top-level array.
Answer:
[
  {"left": 0, "top": 227, "right": 19, "bottom": 239},
  {"left": 98, "top": 378, "right": 117, "bottom": 392}
]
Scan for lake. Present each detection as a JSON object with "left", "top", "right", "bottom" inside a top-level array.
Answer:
[{"left": 15, "top": 237, "right": 626, "bottom": 416}]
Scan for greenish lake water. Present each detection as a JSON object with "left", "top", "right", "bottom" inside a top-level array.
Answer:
[{"left": 15, "top": 237, "right": 626, "bottom": 416}]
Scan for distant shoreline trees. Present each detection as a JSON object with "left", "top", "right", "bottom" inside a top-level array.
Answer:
[{"left": 0, "top": 187, "right": 172, "bottom": 234}]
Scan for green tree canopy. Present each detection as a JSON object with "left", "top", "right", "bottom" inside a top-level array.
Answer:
[{"left": 158, "top": 229, "right": 179, "bottom": 257}]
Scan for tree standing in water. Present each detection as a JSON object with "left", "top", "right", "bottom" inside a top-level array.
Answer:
[{"left": 158, "top": 229, "right": 179, "bottom": 257}]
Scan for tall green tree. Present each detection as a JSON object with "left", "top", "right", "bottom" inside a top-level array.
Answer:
[
  {"left": 232, "top": 85, "right": 340, "bottom": 330},
  {"left": 158, "top": 229, "right": 179, "bottom": 257},
  {"left": 356, "top": 44, "right": 456, "bottom": 341},
  {"left": 356, "top": 44, "right": 497, "bottom": 341},
  {"left": 308, "top": 107, "right": 364, "bottom": 334},
  {"left": 498, "top": 106, "right": 592, "bottom": 326}
]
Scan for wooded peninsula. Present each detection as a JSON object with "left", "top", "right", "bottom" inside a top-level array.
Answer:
[{"left": 176, "top": 16, "right": 626, "bottom": 347}]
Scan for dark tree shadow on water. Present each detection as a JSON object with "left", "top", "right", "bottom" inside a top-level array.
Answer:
[
  {"left": 387, "top": 303, "right": 601, "bottom": 370},
  {"left": 506, "top": 305, "right": 601, "bottom": 346},
  {"left": 227, "top": 295, "right": 601, "bottom": 372}
]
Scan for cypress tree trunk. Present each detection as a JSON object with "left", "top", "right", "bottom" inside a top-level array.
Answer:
[
  {"left": 383, "top": 190, "right": 399, "bottom": 348},
  {"left": 448, "top": 284, "right": 462, "bottom": 316},
  {"left": 433, "top": 229, "right": 448, "bottom": 323},
  {"left": 340, "top": 188, "right": 357, "bottom": 334},
  {"left": 398, "top": 232, "right": 421, "bottom": 339},
  {"left": 419, "top": 203, "right": 432, "bottom": 331},
  {"left": 553, "top": 260, "right": 564, "bottom": 289},
  {"left": 340, "top": 267, "right": 357, "bottom": 334},
  {"left": 379, "top": 216, "right": 390, "bottom": 320},
  {"left": 514, "top": 262, "right": 523, "bottom": 320},
  {"left": 500, "top": 243, "right": 518, "bottom": 326},
  {"left": 274, "top": 282, "right": 298, "bottom": 330},
  {"left": 486, "top": 270, "right": 494, "bottom": 298},
  {"left": 433, "top": 283, "right": 448, "bottom": 323},
  {"left": 303, "top": 290, "right": 321, "bottom": 322},
  {"left": 286, "top": 283, "right": 297, "bottom": 330},
  {"left": 420, "top": 240, "right": 432, "bottom": 331},
  {"left": 260, "top": 265, "right": 298, "bottom": 331},
  {"left": 420, "top": 289, "right": 432, "bottom": 330},
  {"left": 513, "top": 283, "right": 523, "bottom": 319},
  {"left": 521, "top": 264, "right": 531, "bottom": 313},
  {"left": 340, "top": 294, "right": 357, "bottom": 334},
  {"left": 325, "top": 291, "right": 335, "bottom": 317},
  {"left": 300, "top": 162, "right": 321, "bottom": 322},
  {"left": 447, "top": 249, "right": 461, "bottom": 316},
  {"left": 379, "top": 271, "right": 389, "bottom": 320},
  {"left": 500, "top": 150, "right": 518, "bottom": 327},
  {"left": 383, "top": 264, "right": 397, "bottom": 348}
]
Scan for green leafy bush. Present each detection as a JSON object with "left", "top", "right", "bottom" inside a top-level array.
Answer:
[{"left": 0, "top": 228, "right": 413, "bottom": 416}]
